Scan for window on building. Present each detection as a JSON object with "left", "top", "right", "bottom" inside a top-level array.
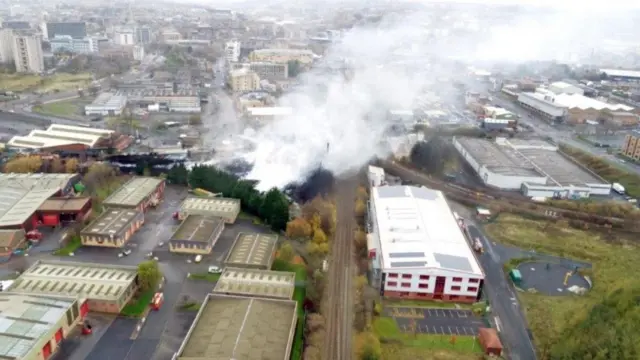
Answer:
[
  {"left": 419, "top": 275, "right": 430, "bottom": 280},
  {"left": 468, "top": 287, "right": 478, "bottom": 292},
  {"left": 387, "top": 273, "right": 398, "bottom": 278},
  {"left": 401, "top": 283, "right": 411, "bottom": 288},
  {"left": 418, "top": 284, "right": 428, "bottom": 289},
  {"left": 387, "top": 281, "right": 397, "bottom": 287},
  {"left": 402, "top": 274, "right": 412, "bottom": 279},
  {"left": 469, "top": 278, "right": 480, "bottom": 283},
  {"left": 451, "top": 286, "right": 461, "bottom": 291},
  {"left": 452, "top": 277, "right": 463, "bottom": 282}
]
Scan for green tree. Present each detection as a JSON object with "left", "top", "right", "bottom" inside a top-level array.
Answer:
[
  {"left": 167, "top": 163, "right": 189, "bottom": 185},
  {"left": 137, "top": 260, "right": 161, "bottom": 292},
  {"left": 278, "top": 242, "right": 295, "bottom": 263},
  {"left": 288, "top": 60, "right": 302, "bottom": 77}
]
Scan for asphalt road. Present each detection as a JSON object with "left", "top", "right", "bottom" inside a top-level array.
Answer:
[{"left": 467, "top": 224, "right": 537, "bottom": 360}]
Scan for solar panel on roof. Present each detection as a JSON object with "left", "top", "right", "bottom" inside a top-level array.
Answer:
[
  {"left": 389, "top": 261, "right": 428, "bottom": 268},
  {"left": 388, "top": 252, "right": 425, "bottom": 258},
  {"left": 433, "top": 253, "right": 474, "bottom": 272},
  {"left": 377, "top": 186, "right": 408, "bottom": 198}
]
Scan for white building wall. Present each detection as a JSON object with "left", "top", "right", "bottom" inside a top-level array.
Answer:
[
  {"left": 0, "top": 29, "right": 14, "bottom": 63},
  {"left": 517, "top": 93, "right": 567, "bottom": 118},
  {"left": 549, "top": 83, "right": 583, "bottom": 96},
  {"left": 381, "top": 269, "right": 482, "bottom": 298},
  {"left": 12, "top": 34, "right": 44, "bottom": 73},
  {"left": 482, "top": 170, "right": 547, "bottom": 190}
]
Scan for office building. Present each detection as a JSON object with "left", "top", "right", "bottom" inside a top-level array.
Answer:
[
  {"left": 12, "top": 32, "right": 44, "bottom": 73},
  {"left": 2, "top": 21, "right": 30, "bottom": 30},
  {"left": 46, "top": 22, "right": 86, "bottom": 39},
  {"left": 232, "top": 62, "right": 288, "bottom": 81},
  {"left": 136, "top": 26, "right": 151, "bottom": 44},
  {"left": 50, "top": 35, "right": 98, "bottom": 54},
  {"left": 367, "top": 184, "right": 484, "bottom": 303},
  {"left": 229, "top": 68, "right": 261, "bottom": 92},
  {"left": 622, "top": 131, "right": 640, "bottom": 161},
  {"left": 249, "top": 49, "right": 314, "bottom": 64},
  {"left": 225, "top": 40, "right": 241, "bottom": 63},
  {"left": 0, "top": 29, "right": 13, "bottom": 63}
]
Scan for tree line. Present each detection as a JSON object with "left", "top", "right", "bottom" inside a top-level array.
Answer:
[{"left": 168, "top": 164, "right": 290, "bottom": 232}]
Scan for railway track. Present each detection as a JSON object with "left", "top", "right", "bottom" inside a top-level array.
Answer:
[
  {"left": 323, "top": 176, "right": 357, "bottom": 360},
  {"left": 379, "top": 160, "right": 640, "bottom": 232}
]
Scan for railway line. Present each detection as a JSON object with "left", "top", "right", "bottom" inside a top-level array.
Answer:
[
  {"left": 323, "top": 175, "right": 357, "bottom": 360},
  {"left": 379, "top": 160, "right": 640, "bottom": 232}
]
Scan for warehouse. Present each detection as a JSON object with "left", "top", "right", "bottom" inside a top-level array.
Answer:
[
  {"left": 0, "top": 229, "right": 26, "bottom": 257},
  {"left": 367, "top": 185, "right": 484, "bottom": 303},
  {"left": 0, "top": 173, "right": 79, "bottom": 194},
  {"left": 177, "top": 197, "right": 241, "bottom": 224},
  {"left": 224, "top": 233, "right": 279, "bottom": 270},
  {"left": 102, "top": 177, "right": 165, "bottom": 212},
  {"left": 173, "top": 294, "right": 297, "bottom": 360},
  {"left": 84, "top": 93, "right": 128, "bottom": 116},
  {"left": 0, "top": 292, "right": 84, "bottom": 360},
  {"left": 7, "top": 260, "right": 139, "bottom": 313},
  {"left": 37, "top": 197, "right": 92, "bottom": 227},
  {"left": 80, "top": 208, "right": 144, "bottom": 247},
  {"left": 169, "top": 215, "right": 224, "bottom": 255},
  {"left": 0, "top": 187, "right": 61, "bottom": 230},
  {"left": 7, "top": 125, "right": 116, "bottom": 151},
  {"left": 453, "top": 137, "right": 611, "bottom": 198},
  {"left": 213, "top": 268, "right": 295, "bottom": 300}
]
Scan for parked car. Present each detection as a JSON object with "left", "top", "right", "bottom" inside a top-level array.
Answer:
[
  {"left": 194, "top": 255, "right": 202, "bottom": 263},
  {"left": 208, "top": 266, "right": 222, "bottom": 274}
]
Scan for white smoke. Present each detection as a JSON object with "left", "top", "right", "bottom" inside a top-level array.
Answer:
[{"left": 212, "top": 7, "right": 639, "bottom": 191}]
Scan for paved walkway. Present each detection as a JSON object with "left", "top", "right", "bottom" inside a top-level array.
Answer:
[{"left": 517, "top": 261, "right": 590, "bottom": 296}]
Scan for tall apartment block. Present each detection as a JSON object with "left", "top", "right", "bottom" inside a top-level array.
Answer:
[
  {"left": 622, "top": 131, "right": 640, "bottom": 161},
  {"left": 12, "top": 33, "right": 44, "bottom": 73}
]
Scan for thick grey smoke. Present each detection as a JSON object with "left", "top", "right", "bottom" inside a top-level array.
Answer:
[{"left": 218, "top": 7, "right": 639, "bottom": 191}]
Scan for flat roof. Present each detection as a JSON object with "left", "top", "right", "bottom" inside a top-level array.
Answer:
[
  {"left": 225, "top": 233, "right": 278, "bottom": 268},
  {"left": 176, "top": 294, "right": 297, "bottom": 360},
  {"left": 0, "top": 229, "right": 25, "bottom": 248},
  {"left": 103, "top": 177, "right": 163, "bottom": 207},
  {"left": 86, "top": 93, "right": 128, "bottom": 108},
  {"left": 7, "top": 260, "right": 138, "bottom": 301},
  {"left": 213, "top": 268, "right": 295, "bottom": 300},
  {"left": 80, "top": 208, "right": 141, "bottom": 237},
  {"left": 0, "top": 293, "right": 76, "bottom": 360},
  {"left": 38, "top": 197, "right": 91, "bottom": 212},
  {"left": 517, "top": 147, "right": 608, "bottom": 186},
  {"left": 0, "top": 173, "right": 77, "bottom": 191},
  {"left": 371, "top": 185, "right": 483, "bottom": 275},
  {"left": 180, "top": 197, "right": 241, "bottom": 219},
  {"left": 600, "top": 68, "right": 640, "bottom": 79},
  {"left": 455, "top": 137, "right": 543, "bottom": 177},
  {"left": 170, "top": 215, "right": 223, "bottom": 243},
  {"left": 0, "top": 187, "right": 59, "bottom": 227}
]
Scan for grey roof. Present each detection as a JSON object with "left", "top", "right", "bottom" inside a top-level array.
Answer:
[
  {"left": 376, "top": 185, "right": 439, "bottom": 200},
  {"left": 0, "top": 293, "right": 76, "bottom": 359},
  {"left": 0, "top": 187, "right": 59, "bottom": 227},
  {"left": 80, "top": 208, "right": 142, "bottom": 237},
  {"left": 388, "top": 252, "right": 425, "bottom": 258},
  {"left": 103, "top": 177, "right": 163, "bottom": 207},
  {"left": 179, "top": 197, "right": 241, "bottom": 219},
  {"left": 170, "top": 215, "right": 224, "bottom": 244},
  {"left": 213, "top": 268, "right": 296, "bottom": 300},
  {"left": 0, "top": 173, "right": 77, "bottom": 190},
  {"left": 433, "top": 253, "right": 474, "bottom": 272},
  {"left": 225, "top": 233, "right": 279, "bottom": 268},
  {"left": 456, "top": 137, "right": 544, "bottom": 177},
  {"left": 389, "top": 261, "right": 428, "bottom": 268}
]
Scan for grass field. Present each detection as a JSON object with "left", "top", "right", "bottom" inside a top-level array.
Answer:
[
  {"left": 484, "top": 214, "right": 640, "bottom": 352},
  {"left": 121, "top": 289, "right": 155, "bottom": 317},
  {"left": 34, "top": 99, "right": 89, "bottom": 118},
  {"left": 53, "top": 236, "right": 82, "bottom": 256},
  {"left": 373, "top": 317, "right": 482, "bottom": 359},
  {"left": 0, "top": 73, "right": 92, "bottom": 92}
]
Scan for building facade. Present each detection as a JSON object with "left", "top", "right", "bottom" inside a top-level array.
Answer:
[
  {"left": 248, "top": 49, "right": 314, "bottom": 64},
  {"left": 232, "top": 62, "right": 288, "bottom": 81},
  {"left": 0, "top": 28, "right": 14, "bottom": 63},
  {"left": 12, "top": 33, "right": 44, "bottom": 73},
  {"left": 114, "top": 30, "right": 135, "bottom": 46},
  {"left": 84, "top": 93, "right": 127, "bottom": 116},
  {"left": 225, "top": 40, "right": 240, "bottom": 63},
  {"left": 50, "top": 35, "right": 98, "bottom": 54},
  {"left": 46, "top": 22, "right": 87, "bottom": 39},
  {"left": 136, "top": 27, "right": 151, "bottom": 44},
  {"left": 229, "top": 68, "right": 260, "bottom": 92},
  {"left": 80, "top": 208, "right": 144, "bottom": 248},
  {"left": 622, "top": 131, "right": 640, "bottom": 161}
]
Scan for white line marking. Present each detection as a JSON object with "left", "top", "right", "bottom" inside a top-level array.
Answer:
[
  {"left": 462, "top": 327, "right": 468, "bottom": 335},
  {"left": 448, "top": 326, "right": 452, "bottom": 334},
  {"left": 455, "top": 327, "right": 460, "bottom": 335},
  {"left": 432, "top": 326, "right": 437, "bottom": 333},
  {"left": 232, "top": 299, "right": 253, "bottom": 357},
  {"left": 495, "top": 316, "right": 502, "bottom": 332},
  {"left": 440, "top": 326, "right": 445, "bottom": 334}
]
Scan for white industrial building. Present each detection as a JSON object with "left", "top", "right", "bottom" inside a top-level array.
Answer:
[
  {"left": 367, "top": 165, "right": 386, "bottom": 188},
  {"left": 7, "top": 124, "right": 114, "bottom": 150},
  {"left": 548, "top": 81, "right": 584, "bottom": 96},
  {"left": 367, "top": 184, "right": 484, "bottom": 303},
  {"left": 453, "top": 137, "right": 611, "bottom": 199},
  {"left": 517, "top": 92, "right": 567, "bottom": 121},
  {"left": 84, "top": 93, "right": 128, "bottom": 116}
]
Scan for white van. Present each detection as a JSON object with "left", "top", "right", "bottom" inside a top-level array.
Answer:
[{"left": 194, "top": 255, "right": 202, "bottom": 263}]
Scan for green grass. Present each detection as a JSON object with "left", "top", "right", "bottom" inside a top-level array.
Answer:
[
  {"left": 53, "top": 236, "right": 82, "bottom": 256},
  {"left": 484, "top": 214, "right": 640, "bottom": 353},
  {"left": 271, "top": 258, "right": 307, "bottom": 282},
  {"left": 0, "top": 73, "right": 92, "bottom": 92},
  {"left": 34, "top": 100, "right": 83, "bottom": 117},
  {"left": 187, "top": 272, "right": 221, "bottom": 282},
  {"left": 383, "top": 299, "right": 472, "bottom": 309},
  {"left": 179, "top": 302, "right": 201, "bottom": 311},
  {"left": 373, "top": 317, "right": 482, "bottom": 354},
  {"left": 121, "top": 289, "right": 155, "bottom": 317}
]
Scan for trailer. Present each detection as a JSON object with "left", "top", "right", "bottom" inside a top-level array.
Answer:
[{"left": 612, "top": 183, "right": 625, "bottom": 195}]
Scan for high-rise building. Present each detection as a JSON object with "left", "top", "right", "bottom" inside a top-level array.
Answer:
[
  {"left": 46, "top": 22, "right": 86, "bottom": 39},
  {"left": 136, "top": 27, "right": 151, "bottom": 44},
  {"left": 228, "top": 68, "right": 260, "bottom": 92},
  {"left": 225, "top": 40, "right": 241, "bottom": 63},
  {"left": 0, "top": 29, "right": 14, "bottom": 63},
  {"left": 12, "top": 33, "right": 44, "bottom": 73}
]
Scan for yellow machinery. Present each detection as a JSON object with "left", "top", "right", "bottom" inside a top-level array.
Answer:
[{"left": 563, "top": 271, "right": 572, "bottom": 286}]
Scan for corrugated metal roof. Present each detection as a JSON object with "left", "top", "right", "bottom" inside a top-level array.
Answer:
[
  {"left": 80, "top": 208, "right": 141, "bottom": 237},
  {"left": 0, "top": 293, "right": 75, "bottom": 359},
  {"left": 180, "top": 197, "right": 240, "bottom": 219},
  {"left": 103, "top": 177, "right": 163, "bottom": 207},
  {"left": 7, "top": 260, "right": 137, "bottom": 301},
  {"left": 0, "top": 187, "right": 59, "bottom": 227},
  {"left": 213, "top": 268, "right": 295, "bottom": 300},
  {"left": 225, "top": 233, "right": 278, "bottom": 268}
]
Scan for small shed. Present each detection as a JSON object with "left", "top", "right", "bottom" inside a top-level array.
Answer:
[{"left": 478, "top": 327, "right": 503, "bottom": 356}]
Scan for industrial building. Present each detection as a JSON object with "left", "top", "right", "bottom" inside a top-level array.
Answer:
[
  {"left": 224, "top": 233, "right": 279, "bottom": 270},
  {"left": 80, "top": 208, "right": 144, "bottom": 247},
  {"left": 7, "top": 260, "right": 139, "bottom": 313},
  {"left": 37, "top": 197, "right": 92, "bottom": 226},
  {"left": 367, "top": 185, "right": 484, "bottom": 303},
  {"left": 102, "top": 177, "right": 165, "bottom": 212},
  {"left": 173, "top": 294, "right": 297, "bottom": 360},
  {"left": 113, "top": 89, "right": 201, "bottom": 112},
  {"left": 622, "top": 131, "right": 640, "bottom": 161},
  {"left": 600, "top": 68, "right": 640, "bottom": 81},
  {"left": 84, "top": 93, "right": 128, "bottom": 116},
  {"left": 7, "top": 124, "right": 115, "bottom": 151},
  {"left": 213, "top": 268, "right": 295, "bottom": 300},
  {"left": 0, "top": 292, "right": 84, "bottom": 360},
  {"left": 249, "top": 48, "right": 314, "bottom": 64},
  {"left": 453, "top": 137, "right": 611, "bottom": 198},
  {"left": 177, "top": 197, "right": 240, "bottom": 224},
  {"left": 169, "top": 215, "right": 224, "bottom": 254},
  {"left": 547, "top": 81, "right": 584, "bottom": 96},
  {"left": 0, "top": 229, "right": 26, "bottom": 257}
]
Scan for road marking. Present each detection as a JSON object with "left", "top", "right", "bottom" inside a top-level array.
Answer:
[
  {"left": 495, "top": 316, "right": 502, "bottom": 333},
  {"left": 455, "top": 327, "right": 460, "bottom": 335},
  {"left": 448, "top": 326, "right": 452, "bottom": 334},
  {"left": 432, "top": 326, "right": 437, "bottom": 333},
  {"left": 440, "top": 326, "right": 445, "bottom": 334},
  {"left": 462, "top": 327, "right": 468, "bottom": 335}
]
